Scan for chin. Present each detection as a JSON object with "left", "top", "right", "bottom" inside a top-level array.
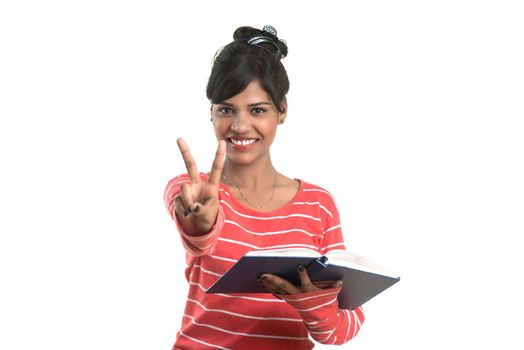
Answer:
[{"left": 226, "top": 152, "right": 265, "bottom": 165}]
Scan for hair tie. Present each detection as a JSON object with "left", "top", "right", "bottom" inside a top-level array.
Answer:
[
  {"left": 246, "top": 25, "right": 282, "bottom": 57},
  {"left": 262, "top": 25, "right": 278, "bottom": 39}
]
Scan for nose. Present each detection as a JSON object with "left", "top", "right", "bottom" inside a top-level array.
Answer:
[{"left": 230, "top": 111, "right": 252, "bottom": 133}]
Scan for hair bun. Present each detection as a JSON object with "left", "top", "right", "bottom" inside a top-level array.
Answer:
[{"left": 233, "top": 25, "right": 288, "bottom": 59}]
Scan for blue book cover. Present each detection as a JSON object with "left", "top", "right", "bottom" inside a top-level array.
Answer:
[{"left": 206, "top": 249, "right": 400, "bottom": 310}]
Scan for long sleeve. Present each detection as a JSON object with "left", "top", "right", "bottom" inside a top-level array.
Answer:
[
  {"left": 278, "top": 189, "right": 365, "bottom": 345},
  {"left": 165, "top": 178, "right": 366, "bottom": 349},
  {"left": 164, "top": 173, "right": 224, "bottom": 256},
  {"left": 278, "top": 288, "right": 365, "bottom": 345}
]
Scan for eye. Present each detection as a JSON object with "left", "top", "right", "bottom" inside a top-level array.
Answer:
[
  {"left": 217, "top": 106, "right": 233, "bottom": 115},
  {"left": 251, "top": 107, "right": 266, "bottom": 115}
]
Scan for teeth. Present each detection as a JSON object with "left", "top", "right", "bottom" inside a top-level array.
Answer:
[{"left": 231, "top": 139, "right": 256, "bottom": 146}]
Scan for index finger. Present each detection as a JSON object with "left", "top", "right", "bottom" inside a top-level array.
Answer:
[
  {"left": 176, "top": 138, "right": 200, "bottom": 183},
  {"left": 207, "top": 140, "right": 226, "bottom": 186}
]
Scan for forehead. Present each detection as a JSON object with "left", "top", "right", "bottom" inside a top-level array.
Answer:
[{"left": 221, "top": 80, "right": 272, "bottom": 105}]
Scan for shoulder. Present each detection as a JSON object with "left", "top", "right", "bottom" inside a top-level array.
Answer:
[
  {"left": 297, "top": 179, "right": 341, "bottom": 229},
  {"left": 298, "top": 179, "right": 337, "bottom": 204}
]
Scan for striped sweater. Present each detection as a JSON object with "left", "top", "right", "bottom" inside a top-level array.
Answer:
[{"left": 164, "top": 173, "right": 364, "bottom": 349}]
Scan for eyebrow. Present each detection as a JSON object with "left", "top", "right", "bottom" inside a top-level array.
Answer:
[{"left": 218, "top": 102, "right": 273, "bottom": 107}]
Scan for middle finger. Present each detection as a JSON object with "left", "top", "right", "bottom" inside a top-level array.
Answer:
[{"left": 208, "top": 140, "right": 226, "bottom": 186}]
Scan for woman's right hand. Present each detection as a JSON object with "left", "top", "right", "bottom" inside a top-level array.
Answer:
[{"left": 174, "top": 137, "right": 226, "bottom": 235}]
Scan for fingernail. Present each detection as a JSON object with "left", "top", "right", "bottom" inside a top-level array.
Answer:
[
  {"left": 261, "top": 275, "right": 268, "bottom": 280},
  {"left": 183, "top": 208, "right": 191, "bottom": 217},
  {"left": 297, "top": 266, "right": 304, "bottom": 272}
]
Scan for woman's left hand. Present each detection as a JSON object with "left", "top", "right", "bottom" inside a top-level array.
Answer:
[{"left": 258, "top": 266, "right": 343, "bottom": 295}]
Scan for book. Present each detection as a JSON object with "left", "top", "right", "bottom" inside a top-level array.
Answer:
[{"left": 206, "top": 248, "right": 400, "bottom": 310}]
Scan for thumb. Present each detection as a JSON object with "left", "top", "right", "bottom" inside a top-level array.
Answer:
[
  {"left": 190, "top": 203, "right": 203, "bottom": 215},
  {"left": 191, "top": 200, "right": 219, "bottom": 229}
]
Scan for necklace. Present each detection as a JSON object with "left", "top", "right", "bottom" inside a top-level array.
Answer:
[{"left": 221, "top": 168, "right": 277, "bottom": 209}]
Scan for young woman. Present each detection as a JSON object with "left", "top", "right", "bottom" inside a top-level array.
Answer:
[{"left": 164, "top": 25, "right": 364, "bottom": 349}]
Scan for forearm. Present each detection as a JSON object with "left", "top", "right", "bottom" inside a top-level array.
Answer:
[
  {"left": 278, "top": 287, "right": 365, "bottom": 345},
  {"left": 173, "top": 205, "right": 224, "bottom": 256}
]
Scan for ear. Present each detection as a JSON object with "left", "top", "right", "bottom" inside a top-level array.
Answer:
[{"left": 278, "top": 98, "right": 288, "bottom": 124}]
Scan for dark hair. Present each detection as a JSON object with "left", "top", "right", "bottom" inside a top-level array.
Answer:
[{"left": 206, "top": 26, "right": 289, "bottom": 113}]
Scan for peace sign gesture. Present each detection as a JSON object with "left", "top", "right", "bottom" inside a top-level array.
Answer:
[{"left": 174, "top": 138, "right": 227, "bottom": 235}]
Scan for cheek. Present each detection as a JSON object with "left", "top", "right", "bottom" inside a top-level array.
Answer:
[
  {"left": 212, "top": 120, "right": 230, "bottom": 137},
  {"left": 258, "top": 120, "right": 278, "bottom": 138}
]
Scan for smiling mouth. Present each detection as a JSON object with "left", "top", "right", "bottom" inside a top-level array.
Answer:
[{"left": 227, "top": 138, "right": 259, "bottom": 146}]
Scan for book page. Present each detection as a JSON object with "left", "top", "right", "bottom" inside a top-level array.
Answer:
[
  {"left": 326, "top": 250, "right": 399, "bottom": 278},
  {"left": 244, "top": 248, "right": 398, "bottom": 279},
  {"left": 245, "top": 248, "right": 321, "bottom": 258}
]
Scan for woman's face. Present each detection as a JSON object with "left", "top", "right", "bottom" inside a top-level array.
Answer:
[{"left": 211, "top": 80, "right": 287, "bottom": 166}]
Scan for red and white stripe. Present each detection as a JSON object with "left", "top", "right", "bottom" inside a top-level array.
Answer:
[{"left": 165, "top": 173, "right": 364, "bottom": 349}]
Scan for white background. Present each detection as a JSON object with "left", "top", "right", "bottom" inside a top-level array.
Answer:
[{"left": 1, "top": 0, "right": 523, "bottom": 349}]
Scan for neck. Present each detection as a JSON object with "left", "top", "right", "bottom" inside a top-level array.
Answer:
[{"left": 222, "top": 155, "right": 276, "bottom": 191}]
